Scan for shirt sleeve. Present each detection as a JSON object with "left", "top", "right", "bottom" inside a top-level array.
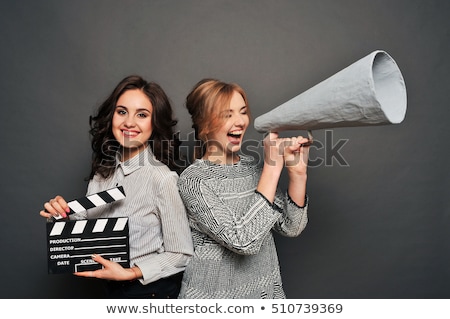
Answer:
[
  {"left": 272, "top": 192, "right": 309, "bottom": 237},
  {"left": 135, "top": 173, "right": 194, "bottom": 285},
  {"left": 178, "top": 172, "right": 282, "bottom": 256}
]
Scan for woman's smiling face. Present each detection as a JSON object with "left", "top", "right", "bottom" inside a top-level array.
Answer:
[
  {"left": 112, "top": 89, "right": 153, "bottom": 161},
  {"left": 205, "top": 90, "right": 249, "bottom": 164}
]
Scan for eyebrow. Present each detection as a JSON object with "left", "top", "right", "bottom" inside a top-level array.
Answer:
[
  {"left": 225, "top": 105, "right": 247, "bottom": 112},
  {"left": 115, "top": 105, "right": 152, "bottom": 113}
]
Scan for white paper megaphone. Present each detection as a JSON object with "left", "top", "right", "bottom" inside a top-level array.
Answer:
[{"left": 254, "top": 50, "right": 407, "bottom": 134}]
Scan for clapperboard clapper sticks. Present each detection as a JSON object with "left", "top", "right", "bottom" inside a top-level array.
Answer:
[
  {"left": 46, "top": 186, "right": 130, "bottom": 274},
  {"left": 52, "top": 186, "right": 126, "bottom": 220}
]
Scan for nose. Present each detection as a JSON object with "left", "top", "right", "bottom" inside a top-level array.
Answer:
[
  {"left": 234, "top": 113, "right": 246, "bottom": 126},
  {"left": 123, "top": 114, "right": 136, "bottom": 127}
]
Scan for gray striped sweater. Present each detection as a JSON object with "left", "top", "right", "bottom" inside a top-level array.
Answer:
[{"left": 177, "top": 155, "right": 308, "bottom": 299}]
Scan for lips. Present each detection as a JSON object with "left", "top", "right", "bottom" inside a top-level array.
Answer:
[
  {"left": 122, "top": 130, "right": 139, "bottom": 138},
  {"left": 227, "top": 130, "right": 243, "bottom": 144},
  {"left": 228, "top": 130, "right": 243, "bottom": 136}
]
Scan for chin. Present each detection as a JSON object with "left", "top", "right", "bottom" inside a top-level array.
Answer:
[{"left": 229, "top": 146, "right": 241, "bottom": 153}]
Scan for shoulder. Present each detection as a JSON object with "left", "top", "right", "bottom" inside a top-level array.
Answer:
[
  {"left": 178, "top": 159, "right": 221, "bottom": 189},
  {"left": 139, "top": 149, "right": 179, "bottom": 179},
  {"left": 88, "top": 173, "right": 112, "bottom": 192},
  {"left": 141, "top": 164, "right": 179, "bottom": 191},
  {"left": 179, "top": 160, "right": 206, "bottom": 182}
]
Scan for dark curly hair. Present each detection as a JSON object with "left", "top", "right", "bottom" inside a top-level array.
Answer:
[{"left": 89, "top": 75, "right": 180, "bottom": 179}]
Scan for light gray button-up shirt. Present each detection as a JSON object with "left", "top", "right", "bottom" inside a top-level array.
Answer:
[{"left": 71, "top": 147, "right": 193, "bottom": 285}]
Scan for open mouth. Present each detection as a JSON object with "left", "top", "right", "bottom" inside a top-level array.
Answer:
[
  {"left": 227, "top": 130, "right": 243, "bottom": 138},
  {"left": 227, "top": 130, "right": 243, "bottom": 144},
  {"left": 122, "top": 130, "right": 139, "bottom": 138}
]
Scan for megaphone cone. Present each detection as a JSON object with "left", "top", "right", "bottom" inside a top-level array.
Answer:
[{"left": 254, "top": 50, "right": 407, "bottom": 133}]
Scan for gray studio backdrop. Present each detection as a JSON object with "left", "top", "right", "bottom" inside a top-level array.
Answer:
[{"left": 1, "top": 0, "right": 448, "bottom": 298}]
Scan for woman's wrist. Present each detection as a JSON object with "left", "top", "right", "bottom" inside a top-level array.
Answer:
[
  {"left": 131, "top": 267, "right": 141, "bottom": 280},
  {"left": 288, "top": 171, "right": 307, "bottom": 182}
]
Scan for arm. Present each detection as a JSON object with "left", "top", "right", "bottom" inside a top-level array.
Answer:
[
  {"left": 258, "top": 132, "right": 309, "bottom": 206},
  {"left": 272, "top": 134, "right": 310, "bottom": 237},
  {"left": 256, "top": 132, "right": 284, "bottom": 203},
  {"left": 284, "top": 135, "right": 310, "bottom": 206},
  {"left": 133, "top": 173, "right": 193, "bottom": 285},
  {"left": 272, "top": 192, "right": 308, "bottom": 237},
  {"left": 75, "top": 173, "right": 193, "bottom": 283},
  {"left": 178, "top": 168, "right": 281, "bottom": 256}
]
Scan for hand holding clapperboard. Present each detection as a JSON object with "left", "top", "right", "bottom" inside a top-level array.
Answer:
[{"left": 46, "top": 186, "right": 130, "bottom": 274}]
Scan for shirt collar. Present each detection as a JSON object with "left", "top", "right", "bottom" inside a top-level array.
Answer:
[{"left": 116, "top": 147, "right": 155, "bottom": 176}]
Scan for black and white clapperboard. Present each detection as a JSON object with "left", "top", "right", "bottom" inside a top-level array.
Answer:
[{"left": 46, "top": 186, "right": 130, "bottom": 274}]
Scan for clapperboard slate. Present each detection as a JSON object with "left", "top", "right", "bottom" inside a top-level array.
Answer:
[{"left": 46, "top": 186, "right": 130, "bottom": 274}]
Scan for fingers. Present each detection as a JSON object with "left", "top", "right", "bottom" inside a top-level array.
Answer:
[
  {"left": 268, "top": 132, "right": 279, "bottom": 140},
  {"left": 286, "top": 136, "right": 311, "bottom": 153},
  {"left": 74, "top": 270, "right": 96, "bottom": 278},
  {"left": 91, "top": 254, "right": 107, "bottom": 266},
  {"left": 262, "top": 133, "right": 311, "bottom": 170},
  {"left": 263, "top": 131, "right": 279, "bottom": 145},
  {"left": 40, "top": 195, "right": 70, "bottom": 219},
  {"left": 283, "top": 136, "right": 311, "bottom": 171},
  {"left": 74, "top": 255, "right": 104, "bottom": 278},
  {"left": 295, "top": 135, "right": 312, "bottom": 147},
  {"left": 73, "top": 255, "right": 132, "bottom": 281}
]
